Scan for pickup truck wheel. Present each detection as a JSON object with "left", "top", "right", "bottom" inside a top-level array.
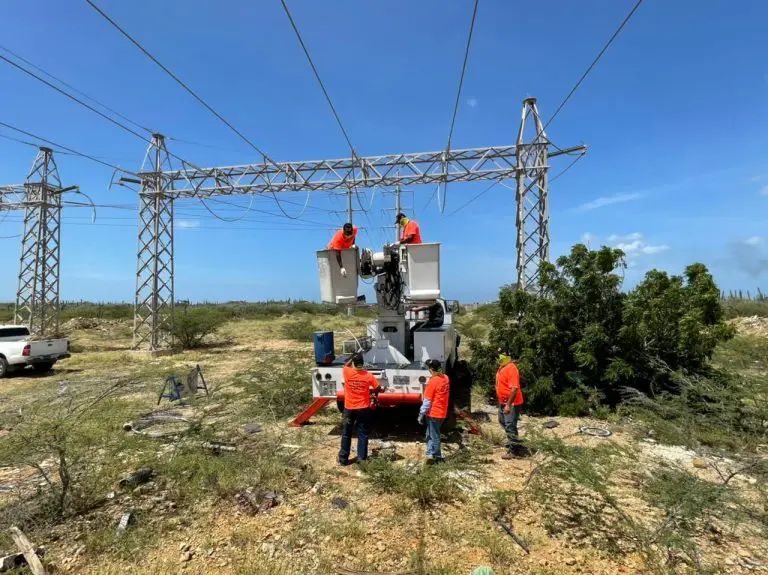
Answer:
[
  {"left": 0, "top": 357, "right": 7, "bottom": 378},
  {"left": 33, "top": 362, "right": 54, "bottom": 374}
]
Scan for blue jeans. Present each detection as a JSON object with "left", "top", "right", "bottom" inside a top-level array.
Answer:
[
  {"left": 339, "top": 408, "right": 372, "bottom": 464},
  {"left": 498, "top": 404, "right": 522, "bottom": 453},
  {"left": 425, "top": 416, "right": 445, "bottom": 460}
]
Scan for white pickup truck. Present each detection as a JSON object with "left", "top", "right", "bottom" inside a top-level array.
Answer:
[{"left": 0, "top": 325, "right": 70, "bottom": 378}]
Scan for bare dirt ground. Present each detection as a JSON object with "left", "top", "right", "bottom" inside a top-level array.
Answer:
[{"left": 0, "top": 315, "right": 766, "bottom": 575}]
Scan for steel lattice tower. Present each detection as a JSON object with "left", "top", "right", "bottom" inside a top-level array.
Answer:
[
  {"left": 14, "top": 148, "right": 65, "bottom": 336},
  {"left": 515, "top": 97, "right": 550, "bottom": 292},
  {"left": 133, "top": 134, "right": 175, "bottom": 350}
]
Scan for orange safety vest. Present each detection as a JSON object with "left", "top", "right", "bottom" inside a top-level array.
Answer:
[
  {"left": 495, "top": 362, "right": 523, "bottom": 406},
  {"left": 424, "top": 373, "right": 450, "bottom": 419},
  {"left": 342, "top": 365, "right": 379, "bottom": 410},
  {"left": 328, "top": 226, "right": 358, "bottom": 250},
  {"left": 401, "top": 220, "right": 422, "bottom": 244}
]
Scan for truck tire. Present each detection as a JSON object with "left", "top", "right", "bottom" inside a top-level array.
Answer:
[
  {"left": 0, "top": 357, "right": 7, "bottom": 378},
  {"left": 33, "top": 362, "right": 54, "bottom": 374}
]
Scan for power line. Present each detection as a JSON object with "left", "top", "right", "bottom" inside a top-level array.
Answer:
[
  {"left": 0, "top": 54, "right": 149, "bottom": 143},
  {"left": 83, "top": 0, "right": 315, "bottom": 222},
  {"left": 446, "top": 0, "right": 480, "bottom": 154},
  {"left": 0, "top": 121, "right": 134, "bottom": 174},
  {"left": 0, "top": 44, "right": 153, "bottom": 135},
  {"left": 446, "top": 180, "right": 500, "bottom": 217},
  {"left": 543, "top": 0, "right": 644, "bottom": 131},
  {"left": 279, "top": 0, "right": 357, "bottom": 158},
  {"left": 423, "top": 0, "right": 480, "bottom": 212},
  {"left": 84, "top": 0, "right": 271, "bottom": 160}
]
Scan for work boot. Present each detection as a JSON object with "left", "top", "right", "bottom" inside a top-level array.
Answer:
[{"left": 425, "top": 456, "right": 435, "bottom": 466}]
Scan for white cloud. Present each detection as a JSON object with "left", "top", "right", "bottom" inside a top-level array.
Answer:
[
  {"left": 467, "top": 98, "right": 478, "bottom": 108},
  {"left": 615, "top": 240, "right": 644, "bottom": 253},
  {"left": 581, "top": 232, "right": 594, "bottom": 245},
  {"left": 575, "top": 192, "right": 644, "bottom": 212},
  {"left": 640, "top": 244, "right": 670, "bottom": 254},
  {"left": 177, "top": 220, "right": 200, "bottom": 229},
  {"left": 607, "top": 232, "right": 643, "bottom": 242},
  {"left": 610, "top": 233, "right": 669, "bottom": 256},
  {"left": 744, "top": 236, "right": 763, "bottom": 246},
  {"left": 760, "top": 185, "right": 768, "bottom": 196}
]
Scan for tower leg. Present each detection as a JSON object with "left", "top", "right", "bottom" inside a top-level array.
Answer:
[
  {"left": 133, "top": 134, "right": 175, "bottom": 351},
  {"left": 515, "top": 98, "right": 550, "bottom": 293}
]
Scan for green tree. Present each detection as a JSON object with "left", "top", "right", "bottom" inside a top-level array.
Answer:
[{"left": 470, "top": 244, "right": 734, "bottom": 415}]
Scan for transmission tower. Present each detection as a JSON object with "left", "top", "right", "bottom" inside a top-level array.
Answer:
[
  {"left": 516, "top": 97, "right": 550, "bottom": 292},
  {"left": 0, "top": 148, "right": 78, "bottom": 336},
  {"left": 129, "top": 100, "right": 585, "bottom": 349},
  {"left": 133, "top": 134, "right": 175, "bottom": 350}
]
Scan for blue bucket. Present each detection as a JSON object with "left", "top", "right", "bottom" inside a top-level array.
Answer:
[{"left": 313, "top": 331, "right": 335, "bottom": 365}]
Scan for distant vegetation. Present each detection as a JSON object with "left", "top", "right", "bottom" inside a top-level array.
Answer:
[{"left": 0, "top": 300, "right": 374, "bottom": 325}]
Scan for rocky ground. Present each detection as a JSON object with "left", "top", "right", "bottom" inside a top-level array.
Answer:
[{"left": 0, "top": 316, "right": 766, "bottom": 574}]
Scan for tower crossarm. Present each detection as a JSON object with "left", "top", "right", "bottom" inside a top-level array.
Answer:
[{"left": 151, "top": 144, "right": 584, "bottom": 199}]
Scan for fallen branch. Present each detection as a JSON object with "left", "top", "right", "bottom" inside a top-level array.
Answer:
[
  {"left": 8, "top": 527, "right": 47, "bottom": 575},
  {"left": 496, "top": 521, "right": 530, "bottom": 554}
]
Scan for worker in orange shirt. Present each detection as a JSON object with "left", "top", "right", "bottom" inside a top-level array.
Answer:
[
  {"left": 496, "top": 348, "right": 527, "bottom": 459},
  {"left": 327, "top": 222, "right": 358, "bottom": 277},
  {"left": 395, "top": 213, "right": 422, "bottom": 245},
  {"left": 338, "top": 353, "right": 380, "bottom": 465},
  {"left": 418, "top": 359, "right": 450, "bottom": 464}
]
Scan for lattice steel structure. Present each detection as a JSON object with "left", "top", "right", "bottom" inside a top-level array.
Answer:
[
  {"left": 516, "top": 97, "right": 550, "bottom": 292},
  {"left": 131, "top": 99, "right": 585, "bottom": 348},
  {"left": 133, "top": 134, "right": 175, "bottom": 350},
  {"left": 0, "top": 148, "right": 77, "bottom": 336}
]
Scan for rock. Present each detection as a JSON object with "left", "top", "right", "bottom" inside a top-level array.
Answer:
[
  {"left": 724, "top": 558, "right": 736, "bottom": 567},
  {"left": 692, "top": 458, "right": 708, "bottom": 469},
  {"left": 119, "top": 467, "right": 153, "bottom": 488},
  {"left": 310, "top": 482, "right": 323, "bottom": 494},
  {"left": 565, "top": 558, "right": 577, "bottom": 566},
  {"left": 261, "top": 542, "right": 276, "bottom": 558},
  {"left": 116, "top": 512, "right": 132, "bottom": 535},
  {"left": 180, "top": 543, "right": 190, "bottom": 552},
  {"left": 180, "top": 551, "right": 193, "bottom": 562},
  {"left": 376, "top": 542, "right": 385, "bottom": 551},
  {"left": 244, "top": 423, "right": 263, "bottom": 435},
  {"left": 331, "top": 497, "right": 349, "bottom": 509},
  {"left": 206, "top": 547, "right": 215, "bottom": 557},
  {"left": 738, "top": 549, "right": 753, "bottom": 558}
]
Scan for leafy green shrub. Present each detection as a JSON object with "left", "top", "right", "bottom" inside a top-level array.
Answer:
[
  {"left": 281, "top": 317, "right": 315, "bottom": 341},
  {"left": 172, "top": 308, "right": 228, "bottom": 349},
  {"left": 470, "top": 245, "right": 735, "bottom": 415}
]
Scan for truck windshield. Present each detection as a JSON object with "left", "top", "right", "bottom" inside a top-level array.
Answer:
[{"left": 0, "top": 327, "right": 31, "bottom": 338}]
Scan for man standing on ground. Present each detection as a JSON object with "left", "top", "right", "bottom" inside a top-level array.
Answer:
[
  {"left": 327, "top": 222, "right": 358, "bottom": 277},
  {"left": 496, "top": 348, "right": 526, "bottom": 459},
  {"left": 418, "top": 359, "right": 450, "bottom": 464},
  {"left": 395, "top": 213, "right": 422, "bottom": 245},
  {"left": 338, "top": 353, "right": 380, "bottom": 465}
]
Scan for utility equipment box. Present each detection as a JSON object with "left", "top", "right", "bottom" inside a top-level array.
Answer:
[
  {"left": 401, "top": 243, "right": 440, "bottom": 301},
  {"left": 317, "top": 248, "right": 359, "bottom": 304}
]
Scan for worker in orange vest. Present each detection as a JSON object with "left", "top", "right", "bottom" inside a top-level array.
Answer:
[
  {"left": 495, "top": 348, "right": 527, "bottom": 459},
  {"left": 338, "top": 353, "right": 380, "bottom": 465},
  {"left": 418, "top": 359, "right": 450, "bottom": 464},
  {"left": 395, "top": 213, "right": 422, "bottom": 245},
  {"left": 327, "top": 222, "right": 358, "bottom": 277}
]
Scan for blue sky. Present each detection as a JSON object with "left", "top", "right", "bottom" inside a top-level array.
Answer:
[{"left": 1, "top": 0, "right": 767, "bottom": 304}]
